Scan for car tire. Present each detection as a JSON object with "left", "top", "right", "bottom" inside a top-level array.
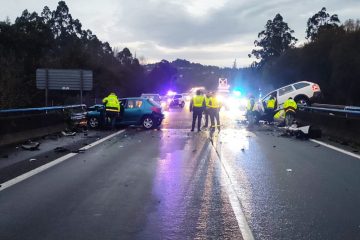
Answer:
[
  {"left": 295, "top": 97, "right": 310, "bottom": 107},
  {"left": 180, "top": 102, "right": 185, "bottom": 108},
  {"left": 142, "top": 116, "right": 154, "bottom": 129},
  {"left": 88, "top": 117, "right": 99, "bottom": 129}
]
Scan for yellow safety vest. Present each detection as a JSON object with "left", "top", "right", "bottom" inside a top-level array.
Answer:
[
  {"left": 267, "top": 99, "right": 275, "bottom": 109},
  {"left": 209, "top": 97, "right": 220, "bottom": 109},
  {"left": 274, "top": 109, "right": 285, "bottom": 120},
  {"left": 283, "top": 99, "right": 297, "bottom": 113},
  {"left": 247, "top": 99, "right": 255, "bottom": 111},
  {"left": 205, "top": 97, "right": 211, "bottom": 108},
  {"left": 102, "top": 94, "right": 120, "bottom": 112},
  {"left": 192, "top": 95, "right": 205, "bottom": 108}
]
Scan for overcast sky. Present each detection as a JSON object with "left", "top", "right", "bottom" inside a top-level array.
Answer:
[{"left": 1, "top": 0, "right": 359, "bottom": 67}]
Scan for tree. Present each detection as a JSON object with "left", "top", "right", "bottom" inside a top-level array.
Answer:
[
  {"left": 116, "top": 47, "right": 133, "bottom": 65},
  {"left": 306, "top": 7, "right": 340, "bottom": 41},
  {"left": 250, "top": 14, "right": 297, "bottom": 68},
  {"left": 343, "top": 19, "right": 360, "bottom": 32}
]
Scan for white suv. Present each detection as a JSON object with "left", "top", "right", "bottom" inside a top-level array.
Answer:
[{"left": 261, "top": 81, "right": 321, "bottom": 110}]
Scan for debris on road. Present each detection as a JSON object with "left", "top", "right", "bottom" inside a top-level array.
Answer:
[
  {"left": 314, "top": 144, "right": 321, "bottom": 147},
  {"left": 273, "top": 145, "right": 276, "bottom": 148},
  {"left": 21, "top": 141, "right": 40, "bottom": 151},
  {"left": 278, "top": 125, "right": 322, "bottom": 140},
  {"left": 54, "top": 147, "right": 69, "bottom": 153},
  {"left": 29, "top": 158, "right": 37, "bottom": 162},
  {"left": 286, "top": 169, "right": 293, "bottom": 172},
  {"left": 61, "top": 131, "right": 76, "bottom": 137}
]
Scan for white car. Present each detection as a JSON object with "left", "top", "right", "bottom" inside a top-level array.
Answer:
[
  {"left": 169, "top": 94, "right": 186, "bottom": 108},
  {"left": 261, "top": 81, "right": 321, "bottom": 110},
  {"left": 140, "top": 93, "right": 169, "bottom": 110}
]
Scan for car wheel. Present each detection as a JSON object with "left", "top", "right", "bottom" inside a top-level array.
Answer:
[
  {"left": 296, "top": 97, "right": 310, "bottom": 107},
  {"left": 180, "top": 102, "right": 185, "bottom": 108},
  {"left": 88, "top": 117, "right": 99, "bottom": 129},
  {"left": 142, "top": 116, "right": 154, "bottom": 129}
]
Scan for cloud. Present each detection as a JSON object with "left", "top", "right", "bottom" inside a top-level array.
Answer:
[{"left": 2, "top": 0, "right": 360, "bottom": 67}]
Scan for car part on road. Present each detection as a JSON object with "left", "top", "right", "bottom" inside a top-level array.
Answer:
[
  {"left": 61, "top": 131, "right": 76, "bottom": 136},
  {"left": 21, "top": 141, "right": 40, "bottom": 151}
]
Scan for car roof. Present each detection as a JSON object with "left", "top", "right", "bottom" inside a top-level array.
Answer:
[
  {"left": 141, "top": 93, "right": 160, "bottom": 96},
  {"left": 119, "top": 97, "right": 147, "bottom": 100}
]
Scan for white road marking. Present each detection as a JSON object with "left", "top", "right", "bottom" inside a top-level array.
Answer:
[
  {"left": 310, "top": 139, "right": 360, "bottom": 160},
  {"left": 211, "top": 144, "right": 255, "bottom": 240},
  {"left": 0, "top": 130, "right": 125, "bottom": 192}
]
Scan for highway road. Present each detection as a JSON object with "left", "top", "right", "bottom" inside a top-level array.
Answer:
[{"left": 0, "top": 107, "right": 360, "bottom": 239}]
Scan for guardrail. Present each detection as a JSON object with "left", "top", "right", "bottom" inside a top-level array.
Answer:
[
  {"left": 296, "top": 103, "right": 360, "bottom": 145},
  {"left": 299, "top": 104, "right": 360, "bottom": 118},
  {"left": 0, "top": 104, "right": 86, "bottom": 115},
  {"left": 0, "top": 104, "right": 87, "bottom": 147}
]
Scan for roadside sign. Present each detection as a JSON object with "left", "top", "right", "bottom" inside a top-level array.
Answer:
[
  {"left": 36, "top": 69, "right": 93, "bottom": 91},
  {"left": 36, "top": 69, "right": 93, "bottom": 106}
]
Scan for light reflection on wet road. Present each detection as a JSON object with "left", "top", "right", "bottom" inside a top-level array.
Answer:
[{"left": 0, "top": 106, "right": 360, "bottom": 239}]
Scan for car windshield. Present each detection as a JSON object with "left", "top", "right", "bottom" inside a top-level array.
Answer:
[
  {"left": 141, "top": 94, "right": 161, "bottom": 102},
  {"left": 148, "top": 99, "right": 161, "bottom": 107}
]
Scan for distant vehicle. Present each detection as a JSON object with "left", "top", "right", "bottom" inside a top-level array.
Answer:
[
  {"left": 141, "top": 93, "right": 169, "bottom": 110},
  {"left": 169, "top": 94, "right": 186, "bottom": 108},
  {"left": 260, "top": 81, "right": 321, "bottom": 110},
  {"left": 87, "top": 97, "right": 164, "bottom": 129}
]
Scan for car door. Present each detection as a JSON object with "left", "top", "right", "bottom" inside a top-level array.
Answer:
[
  {"left": 277, "top": 85, "right": 295, "bottom": 109},
  {"left": 123, "top": 99, "right": 143, "bottom": 124}
]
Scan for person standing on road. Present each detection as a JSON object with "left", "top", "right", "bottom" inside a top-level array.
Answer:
[
  {"left": 246, "top": 95, "right": 257, "bottom": 125},
  {"left": 190, "top": 89, "right": 205, "bottom": 132},
  {"left": 209, "top": 92, "right": 221, "bottom": 131},
  {"left": 102, "top": 92, "right": 120, "bottom": 129},
  {"left": 203, "top": 92, "right": 211, "bottom": 129},
  {"left": 283, "top": 97, "right": 297, "bottom": 126}
]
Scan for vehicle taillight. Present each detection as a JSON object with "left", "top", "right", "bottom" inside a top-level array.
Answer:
[
  {"left": 312, "top": 84, "right": 320, "bottom": 92},
  {"left": 151, "top": 106, "right": 161, "bottom": 113}
]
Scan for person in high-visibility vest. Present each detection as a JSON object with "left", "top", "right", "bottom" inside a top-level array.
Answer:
[
  {"left": 265, "top": 96, "right": 276, "bottom": 122},
  {"left": 102, "top": 92, "right": 120, "bottom": 129},
  {"left": 203, "top": 92, "right": 211, "bottom": 128},
  {"left": 273, "top": 109, "right": 285, "bottom": 126},
  {"left": 246, "top": 95, "right": 260, "bottom": 126},
  {"left": 190, "top": 89, "right": 205, "bottom": 132},
  {"left": 283, "top": 97, "right": 297, "bottom": 126},
  {"left": 208, "top": 93, "right": 221, "bottom": 131}
]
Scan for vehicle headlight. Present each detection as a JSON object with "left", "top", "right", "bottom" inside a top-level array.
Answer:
[{"left": 240, "top": 98, "right": 248, "bottom": 107}]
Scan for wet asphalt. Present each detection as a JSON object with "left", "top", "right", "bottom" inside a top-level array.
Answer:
[{"left": 0, "top": 107, "right": 360, "bottom": 239}]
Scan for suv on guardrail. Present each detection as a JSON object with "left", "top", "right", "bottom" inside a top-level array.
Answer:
[{"left": 261, "top": 81, "right": 321, "bottom": 110}]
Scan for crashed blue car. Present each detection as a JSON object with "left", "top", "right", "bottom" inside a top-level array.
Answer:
[{"left": 87, "top": 97, "right": 164, "bottom": 129}]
